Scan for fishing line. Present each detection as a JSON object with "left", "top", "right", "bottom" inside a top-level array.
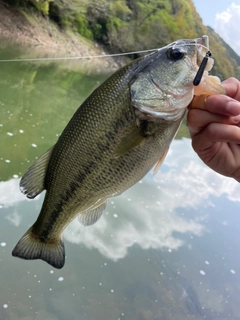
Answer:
[
  {"left": 0, "top": 48, "right": 157, "bottom": 63},
  {"left": 0, "top": 43, "right": 210, "bottom": 63}
]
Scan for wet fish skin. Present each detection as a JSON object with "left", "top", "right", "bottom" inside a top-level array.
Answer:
[{"left": 12, "top": 36, "right": 223, "bottom": 269}]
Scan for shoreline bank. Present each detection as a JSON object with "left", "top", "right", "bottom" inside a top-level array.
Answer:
[{"left": 0, "top": 1, "right": 125, "bottom": 71}]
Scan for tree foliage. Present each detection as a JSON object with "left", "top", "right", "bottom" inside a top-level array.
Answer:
[
  {"left": 6, "top": 0, "right": 53, "bottom": 14},
  {"left": 4, "top": 0, "right": 240, "bottom": 79}
]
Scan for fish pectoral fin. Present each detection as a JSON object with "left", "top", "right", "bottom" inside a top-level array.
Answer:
[
  {"left": 153, "top": 147, "right": 169, "bottom": 175},
  {"left": 78, "top": 201, "right": 107, "bottom": 226},
  {"left": 12, "top": 226, "right": 65, "bottom": 269},
  {"left": 20, "top": 145, "right": 54, "bottom": 199},
  {"left": 114, "top": 124, "right": 145, "bottom": 158}
]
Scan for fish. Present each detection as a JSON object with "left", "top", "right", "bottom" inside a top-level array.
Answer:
[{"left": 12, "top": 35, "right": 225, "bottom": 269}]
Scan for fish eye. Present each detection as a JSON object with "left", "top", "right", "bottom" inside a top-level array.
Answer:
[{"left": 166, "top": 48, "right": 185, "bottom": 61}]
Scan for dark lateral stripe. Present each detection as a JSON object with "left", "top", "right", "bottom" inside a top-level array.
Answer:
[
  {"left": 105, "top": 131, "right": 115, "bottom": 141},
  {"left": 39, "top": 161, "right": 97, "bottom": 240},
  {"left": 113, "top": 118, "right": 125, "bottom": 133}
]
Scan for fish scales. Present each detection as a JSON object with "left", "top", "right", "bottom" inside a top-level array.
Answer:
[
  {"left": 34, "top": 63, "right": 179, "bottom": 240},
  {"left": 12, "top": 35, "right": 225, "bottom": 268}
]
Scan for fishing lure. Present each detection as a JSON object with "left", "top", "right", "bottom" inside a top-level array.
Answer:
[{"left": 193, "top": 50, "right": 212, "bottom": 86}]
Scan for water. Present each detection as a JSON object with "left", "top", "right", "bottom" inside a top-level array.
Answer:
[{"left": 0, "top": 42, "right": 240, "bottom": 320}]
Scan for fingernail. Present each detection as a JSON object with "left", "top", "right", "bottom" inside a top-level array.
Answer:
[
  {"left": 226, "top": 101, "right": 240, "bottom": 115},
  {"left": 233, "top": 114, "right": 240, "bottom": 123}
]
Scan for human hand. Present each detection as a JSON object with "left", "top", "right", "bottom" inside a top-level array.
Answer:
[{"left": 187, "top": 77, "right": 240, "bottom": 182}]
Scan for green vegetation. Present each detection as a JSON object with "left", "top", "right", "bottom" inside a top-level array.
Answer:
[
  {"left": 3, "top": 0, "right": 240, "bottom": 79},
  {"left": 7, "top": 0, "right": 53, "bottom": 15}
]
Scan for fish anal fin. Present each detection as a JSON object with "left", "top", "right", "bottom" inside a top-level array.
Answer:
[
  {"left": 114, "top": 125, "right": 145, "bottom": 158},
  {"left": 78, "top": 201, "right": 107, "bottom": 226},
  {"left": 153, "top": 147, "right": 169, "bottom": 175},
  {"left": 12, "top": 226, "right": 65, "bottom": 269},
  {"left": 20, "top": 145, "right": 54, "bottom": 199}
]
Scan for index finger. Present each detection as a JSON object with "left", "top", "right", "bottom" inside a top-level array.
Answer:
[
  {"left": 222, "top": 77, "right": 240, "bottom": 101},
  {"left": 189, "top": 94, "right": 240, "bottom": 116}
]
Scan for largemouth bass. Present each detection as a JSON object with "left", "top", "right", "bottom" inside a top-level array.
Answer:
[{"left": 12, "top": 35, "right": 225, "bottom": 269}]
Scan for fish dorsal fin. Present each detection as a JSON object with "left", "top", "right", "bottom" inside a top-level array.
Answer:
[
  {"left": 153, "top": 147, "right": 169, "bottom": 175},
  {"left": 78, "top": 201, "right": 107, "bottom": 226},
  {"left": 20, "top": 145, "right": 54, "bottom": 199},
  {"left": 114, "top": 124, "right": 145, "bottom": 158}
]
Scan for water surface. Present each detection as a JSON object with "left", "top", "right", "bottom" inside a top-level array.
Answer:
[{"left": 0, "top": 42, "right": 240, "bottom": 320}]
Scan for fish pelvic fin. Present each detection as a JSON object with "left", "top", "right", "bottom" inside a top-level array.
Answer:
[
  {"left": 78, "top": 201, "right": 107, "bottom": 226},
  {"left": 153, "top": 147, "right": 169, "bottom": 175},
  {"left": 20, "top": 145, "right": 54, "bottom": 199},
  {"left": 12, "top": 227, "right": 65, "bottom": 269}
]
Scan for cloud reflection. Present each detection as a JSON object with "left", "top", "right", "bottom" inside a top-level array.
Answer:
[
  {"left": 64, "top": 138, "right": 240, "bottom": 261},
  {"left": 3, "top": 139, "right": 240, "bottom": 261},
  {"left": 0, "top": 178, "right": 37, "bottom": 227},
  {"left": 5, "top": 210, "right": 22, "bottom": 227},
  {"left": 0, "top": 178, "right": 26, "bottom": 208},
  {"left": 161, "top": 138, "right": 240, "bottom": 204}
]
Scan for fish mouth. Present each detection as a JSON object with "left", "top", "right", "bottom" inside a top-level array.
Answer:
[
  {"left": 193, "top": 35, "right": 226, "bottom": 96},
  {"left": 195, "top": 35, "right": 209, "bottom": 60},
  {"left": 195, "top": 35, "right": 213, "bottom": 71}
]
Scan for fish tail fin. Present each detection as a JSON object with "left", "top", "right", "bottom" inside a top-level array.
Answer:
[{"left": 12, "top": 227, "right": 65, "bottom": 269}]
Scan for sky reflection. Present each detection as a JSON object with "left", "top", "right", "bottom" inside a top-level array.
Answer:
[
  {"left": 1, "top": 138, "right": 240, "bottom": 320},
  {"left": 63, "top": 138, "right": 240, "bottom": 261},
  {"left": 1, "top": 138, "right": 240, "bottom": 263}
]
